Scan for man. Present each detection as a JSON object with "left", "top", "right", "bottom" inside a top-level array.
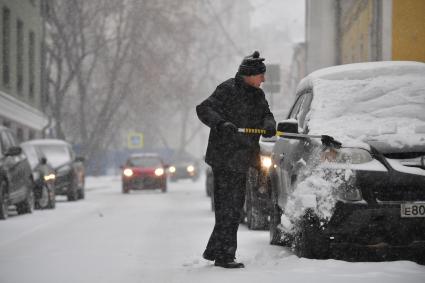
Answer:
[{"left": 196, "top": 51, "right": 276, "bottom": 268}]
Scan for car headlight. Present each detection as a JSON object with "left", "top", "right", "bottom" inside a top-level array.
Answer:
[
  {"left": 123, "top": 168, "right": 133, "bottom": 177},
  {"left": 260, "top": 155, "right": 272, "bottom": 169},
  {"left": 155, "top": 168, "right": 164, "bottom": 176},
  {"left": 169, "top": 166, "right": 176, "bottom": 173},
  {"left": 321, "top": 148, "right": 373, "bottom": 164},
  {"left": 43, "top": 173, "right": 56, "bottom": 181},
  {"left": 338, "top": 187, "right": 363, "bottom": 202},
  {"left": 186, "top": 165, "right": 195, "bottom": 173}
]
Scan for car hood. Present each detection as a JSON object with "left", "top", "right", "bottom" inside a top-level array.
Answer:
[{"left": 366, "top": 140, "right": 425, "bottom": 154}]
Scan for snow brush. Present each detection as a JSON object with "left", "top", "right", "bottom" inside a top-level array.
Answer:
[{"left": 238, "top": 128, "right": 342, "bottom": 149}]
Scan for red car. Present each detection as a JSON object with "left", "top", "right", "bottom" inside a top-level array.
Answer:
[{"left": 121, "top": 153, "right": 167, "bottom": 193}]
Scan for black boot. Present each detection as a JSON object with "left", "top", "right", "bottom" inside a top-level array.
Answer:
[
  {"left": 202, "top": 251, "right": 215, "bottom": 261},
  {"left": 214, "top": 260, "right": 245, "bottom": 269}
]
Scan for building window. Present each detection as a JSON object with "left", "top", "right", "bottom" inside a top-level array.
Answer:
[
  {"left": 17, "top": 19, "right": 24, "bottom": 95},
  {"left": 2, "top": 7, "right": 11, "bottom": 87},
  {"left": 17, "top": 128, "right": 24, "bottom": 143},
  {"left": 29, "top": 31, "right": 35, "bottom": 100},
  {"left": 3, "top": 120, "right": 11, "bottom": 128},
  {"left": 28, "top": 129, "right": 35, "bottom": 140}
]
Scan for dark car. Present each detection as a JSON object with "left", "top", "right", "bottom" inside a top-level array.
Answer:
[
  {"left": 0, "top": 126, "right": 34, "bottom": 219},
  {"left": 24, "top": 139, "right": 85, "bottom": 201},
  {"left": 121, "top": 153, "right": 167, "bottom": 193},
  {"left": 269, "top": 62, "right": 425, "bottom": 264},
  {"left": 168, "top": 156, "right": 200, "bottom": 182},
  {"left": 21, "top": 141, "right": 56, "bottom": 209}
]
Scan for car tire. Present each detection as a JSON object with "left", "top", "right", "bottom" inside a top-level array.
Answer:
[
  {"left": 47, "top": 185, "right": 56, "bottom": 209},
  {"left": 36, "top": 183, "right": 50, "bottom": 209},
  {"left": 269, "top": 172, "right": 283, "bottom": 245},
  {"left": 67, "top": 177, "right": 79, "bottom": 201},
  {"left": 0, "top": 180, "right": 9, "bottom": 220},
  {"left": 246, "top": 170, "right": 269, "bottom": 230},
  {"left": 294, "top": 209, "right": 329, "bottom": 259},
  {"left": 16, "top": 188, "right": 34, "bottom": 215},
  {"left": 122, "top": 184, "right": 130, "bottom": 194},
  {"left": 78, "top": 188, "right": 85, "bottom": 199}
]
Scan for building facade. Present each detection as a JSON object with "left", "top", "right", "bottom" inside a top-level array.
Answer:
[
  {"left": 305, "top": 0, "right": 425, "bottom": 74},
  {"left": 0, "top": 0, "right": 47, "bottom": 142}
]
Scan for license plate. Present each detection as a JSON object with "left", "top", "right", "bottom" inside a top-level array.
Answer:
[{"left": 401, "top": 202, "right": 425, "bottom": 218}]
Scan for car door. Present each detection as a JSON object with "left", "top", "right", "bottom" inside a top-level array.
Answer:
[
  {"left": 274, "top": 91, "right": 313, "bottom": 209},
  {"left": 0, "top": 130, "right": 22, "bottom": 199}
]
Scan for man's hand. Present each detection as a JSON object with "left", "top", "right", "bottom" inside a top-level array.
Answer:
[
  {"left": 219, "top": 121, "right": 238, "bottom": 135},
  {"left": 263, "top": 124, "right": 276, "bottom": 138}
]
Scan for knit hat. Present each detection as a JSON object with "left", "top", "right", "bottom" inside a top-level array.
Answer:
[{"left": 238, "top": 51, "right": 266, "bottom": 76}]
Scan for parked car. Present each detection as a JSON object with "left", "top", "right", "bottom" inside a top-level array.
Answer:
[
  {"left": 269, "top": 61, "right": 425, "bottom": 264},
  {"left": 24, "top": 139, "right": 85, "bottom": 201},
  {"left": 21, "top": 141, "right": 56, "bottom": 209},
  {"left": 168, "top": 155, "right": 200, "bottom": 182},
  {"left": 0, "top": 126, "right": 34, "bottom": 219},
  {"left": 121, "top": 153, "right": 167, "bottom": 193}
]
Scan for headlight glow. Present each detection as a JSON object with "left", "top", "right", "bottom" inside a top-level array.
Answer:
[
  {"left": 123, "top": 168, "right": 133, "bottom": 177},
  {"left": 339, "top": 187, "right": 363, "bottom": 202},
  {"left": 261, "top": 156, "right": 272, "bottom": 169},
  {"left": 186, "top": 165, "right": 195, "bottom": 173},
  {"left": 321, "top": 148, "right": 373, "bottom": 164},
  {"left": 155, "top": 168, "right": 164, "bottom": 176},
  {"left": 169, "top": 166, "right": 176, "bottom": 173},
  {"left": 43, "top": 174, "right": 56, "bottom": 181}
]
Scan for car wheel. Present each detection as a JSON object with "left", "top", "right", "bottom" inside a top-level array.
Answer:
[
  {"left": 78, "top": 188, "right": 85, "bottom": 199},
  {"left": 122, "top": 184, "right": 130, "bottom": 194},
  {"left": 269, "top": 172, "right": 283, "bottom": 245},
  {"left": 47, "top": 185, "right": 56, "bottom": 209},
  {"left": 36, "top": 183, "right": 50, "bottom": 209},
  {"left": 67, "top": 177, "right": 79, "bottom": 201},
  {"left": 0, "top": 180, "right": 9, "bottom": 220},
  {"left": 293, "top": 208, "right": 329, "bottom": 259},
  {"left": 17, "top": 188, "right": 34, "bottom": 214},
  {"left": 246, "top": 170, "right": 268, "bottom": 230}
]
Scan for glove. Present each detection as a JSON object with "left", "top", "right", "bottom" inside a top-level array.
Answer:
[
  {"left": 263, "top": 124, "right": 276, "bottom": 138},
  {"left": 218, "top": 121, "right": 238, "bottom": 135}
]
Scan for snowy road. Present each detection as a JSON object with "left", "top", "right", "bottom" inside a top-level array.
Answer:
[{"left": 1, "top": 175, "right": 424, "bottom": 283}]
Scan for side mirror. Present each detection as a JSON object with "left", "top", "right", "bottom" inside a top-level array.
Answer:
[
  {"left": 277, "top": 119, "right": 299, "bottom": 134},
  {"left": 40, "top": 157, "right": 48, "bottom": 165},
  {"left": 5, "top": 146, "right": 22, "bottom": 156},
  {"left": 75, "top": 156, "right": 85, "bottom": 162}
]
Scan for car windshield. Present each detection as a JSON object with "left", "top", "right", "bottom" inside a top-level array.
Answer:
[
  {"left": 128, "top": 157, "right": 161, "bottom": 168},
  {"left": 36, "top": 145, "right": 71, "bottom": 168},
  {"left": 308, "top": 66, "right": 425, "bottom": 148}
]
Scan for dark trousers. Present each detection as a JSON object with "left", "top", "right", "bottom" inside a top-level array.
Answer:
[{"left": 204, "top": 167, "right": 246, "bottom": 261}]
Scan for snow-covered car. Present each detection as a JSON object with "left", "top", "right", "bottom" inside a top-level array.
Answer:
[
  {"left": 21, "top": 142, "right": 56, "bottom": 209},
  {"left": 24, "top": 139, "right": 85, "bottom": 201},
  {"left": 0, "top": 126, "right": 34, "bottom": 219},
  {"left": 269, "top": 61, "right": 425, "bottom": 264},
  {"left": 121, "top": 153, "right": 167, "bottom": 193}
]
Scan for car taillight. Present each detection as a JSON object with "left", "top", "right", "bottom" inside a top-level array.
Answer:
[
  {"left": 155, "top": 168, "right": 164, "bottom": 176},
  {"left": 123, "top": 168, "right": 133, "bottom": 177}
]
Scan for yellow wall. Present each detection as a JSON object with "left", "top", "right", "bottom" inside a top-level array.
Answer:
[{"left": 392, "top": 0, "right": 425, "bottom": 62}]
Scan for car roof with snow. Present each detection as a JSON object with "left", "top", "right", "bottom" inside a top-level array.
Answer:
[
  {"left": 21, "top": 139, "right": 71, "bottom": 146},
  {"left": 295, "top": 61, "right": 425, "bottom": 150},
  {"left": 129, "top": 153, "right": 161, "bottom": 158}
]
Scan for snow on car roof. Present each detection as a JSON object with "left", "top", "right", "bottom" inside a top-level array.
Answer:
[
  {"left": 129, "top": 153, "right": 160, "bottom": 158},
  {"left": 21, "top": 139, "right": 71, "bottom": 146},
  {"left": 298, "top": 61, "right": 425, "bottom": 149}
]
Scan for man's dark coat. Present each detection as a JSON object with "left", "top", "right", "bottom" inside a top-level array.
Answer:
[{"left": 196, "top": 74, "right": 276, "bottom": 173}]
